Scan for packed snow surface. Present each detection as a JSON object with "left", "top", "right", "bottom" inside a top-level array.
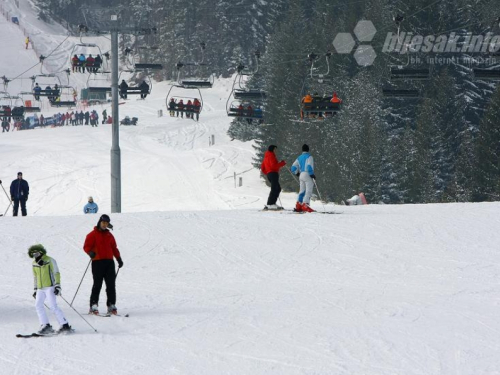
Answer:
[{"left": 1, "top": 1, "right": 500, "bottom": 374}]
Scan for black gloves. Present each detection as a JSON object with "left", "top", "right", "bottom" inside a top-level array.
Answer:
[
  {"left": 310, "top": 174, "right": 316, "bottom": 180},
  {"left": 33, "top": 290, "right": 37, "bottom": 299},
  {"left": 88, "top": 251, "right": 96, "bottom": 259},
  {"left": 117, "top": 257, "right": 124, "bottom": 268},
  {"left": 54, "top": 285, "right": 61, "bottom": 296}
]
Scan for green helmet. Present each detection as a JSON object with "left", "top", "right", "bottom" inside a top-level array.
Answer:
[{"left": 28, "top": 244, "right": 47, "bottom": 258}]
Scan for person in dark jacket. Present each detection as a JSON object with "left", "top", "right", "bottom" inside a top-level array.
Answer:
[
  {"left": 10, "top": 171, "right": 29, "bottom": 216},
  {"left": 119, "top": 80, "right": 128, "bottom": 99},
  {"left": 83, "top": 214, "right": 123, "bottom": 315},
  {"left": 139, "top": 81, "right": 149, "bottom": 99},
  {"left": 260, "top": 145, "right": 286, "bottom": 210}
]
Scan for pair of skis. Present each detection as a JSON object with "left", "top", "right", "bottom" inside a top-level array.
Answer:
[
  {"left": 17, "top": 329, "right": 75, "bottom": 338},
  {"left": 262, "top": 207, "right": 339, "bottom": 215}
]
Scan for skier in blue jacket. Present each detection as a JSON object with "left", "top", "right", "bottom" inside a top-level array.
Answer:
[
  {"left": 291, "top": 144, "right": 316, "bottom": 212},
  {"left": 83, "top": 196, "right": 99, "bottom": 214}
]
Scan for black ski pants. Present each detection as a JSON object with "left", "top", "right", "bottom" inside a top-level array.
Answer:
[
  {"left": 90, "top": 259, "right": 116, "bottom": 307},
  {"left": 266, "top": 172, "right": 281, "bottom": 205},
  {"left": 13, "top": 198, "right": 27, "bottom": 216}
]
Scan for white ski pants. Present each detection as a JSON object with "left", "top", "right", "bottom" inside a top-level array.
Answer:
[
  {"left": 298, "top": 172, "right": 314, "bottom": 204},
  {"left": 35, "top": 286, "right": 67, "bottom": 326}
]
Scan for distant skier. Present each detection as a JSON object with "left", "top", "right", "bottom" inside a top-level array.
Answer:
[
  {"left": 291, "top": 144, "right": 316, "bottom": 213},
  {"left": 344, "top": 192, "right": 368, "bottom": 206},
  {"left": 10, "top": 171, "right": 29, "bottom": 216},
  {"left": 83, "top": 196, "right": 99, "bottom": 214},
  {"left": 102, "top": 109, "right": 107, "bottom": 124},
  {"left": 29, "top": 244, "right": 72, "bottom": 335},
  {"left": 83, "top": 214, "right": 124, "bottom": 315},
  {"left": 25, "top": 36, "right": 30, "bottom": 49},
  {"left": 260, "top": 145, "right": 286, "bottom": 210}
]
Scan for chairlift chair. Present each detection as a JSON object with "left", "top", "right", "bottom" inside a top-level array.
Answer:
[
  {"left": 473, "top": 68, "right": 500, "bottom": 80},
  {"left": 382, "top": 89, "right": 421, "bottom": 98},
  {"left": 390, "top": 66, "right": 430, "bottom": 80}
]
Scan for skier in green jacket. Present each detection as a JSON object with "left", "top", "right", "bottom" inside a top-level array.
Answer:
[{"left": 29, "top": 244, "right": 72, "bottom": 335}]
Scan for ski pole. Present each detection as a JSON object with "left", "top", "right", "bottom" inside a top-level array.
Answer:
[
  {"left": 313, "top": 178, "right": 327, "bottom": 212},
  {"left": 115, "top": 268, "right": 120, "bottom": 279},
  {"left": 278, "top": 196, "right": 284, "bottom": 210},
  {"left": 285, "top": 167, "right": 300, "bottom": 185},
  {"left": 3, "top": 201, "right": 12, "bottom": 216},
  {"left": 60, "top": 295, "right": 97, "bottom": 333},
  {"left": 70, "top": 259, "right": 91, "bottom": 306}
]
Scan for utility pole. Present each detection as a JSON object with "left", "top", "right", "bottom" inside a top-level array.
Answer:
[
  {"left": 80, "top": 9, "right": 157, "bottom": 213},
  {"left": 110, "top": 16, "right": 121, "bottom": 213}
]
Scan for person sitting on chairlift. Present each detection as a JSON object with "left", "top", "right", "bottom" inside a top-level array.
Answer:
[
  {"left": 177, "top": 99, "right": 184, "bottom": 118},
  {"left": 186, "top": 100, "right": 193, "bottom": 119},
  {"left": 119, "top": 80, "right": 129, "bottom": 99},
  {"left": 86, "top": 55, "right": 95, "bottom": 73},
  {"left": 94, "top": 55, "right": 102, "bottom": 73},
  {"left": 246, "top": 105, "right": 253, "bottom": 124},
  {"left": 33, "top": 83, "right": 41, "bottom": 101},
  {"left": 71, "top": 54, "right": 79, "bottom": 73},
  {"left": 193, "top": 98, "right": 201, "bottom": 121},
  {"left": 78, "top": 54, "right": 86, "bottom": 73},
  {"left": 168, "top": 98, "right": 176, "bottom": 117},
  {"left": 139, "top": 80, "right": 149, "bottom": 99}
]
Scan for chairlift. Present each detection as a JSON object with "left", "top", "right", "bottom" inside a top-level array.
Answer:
[
  {"left": 49, "top": 86, "right": 77, "bottom": 108},
  {"left": 226, "top": 101, "right": 264, "bottom": 124},
  {"left": 166, "top": 96, "right": 202, "bottom": 120},
  {"left": 382, "top": 88, "right": 421, "bottom": 98},
  {"left": 390, "top": 66, "right": 430, "bottom": 80}
]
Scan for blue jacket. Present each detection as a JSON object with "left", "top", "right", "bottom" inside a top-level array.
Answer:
[
  {"left": 291, "top": 152, "right": 314, "bottom": 175},
  {"left": 10, "top": 178, "right": 29, "bottom": 200},
  {"left": 83, "top": 202, "right": 99, "bottom": 214}
]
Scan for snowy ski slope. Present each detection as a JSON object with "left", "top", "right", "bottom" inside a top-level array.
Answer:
[{"left": 1, "top": 1, "right": 500, "bottom": 375}]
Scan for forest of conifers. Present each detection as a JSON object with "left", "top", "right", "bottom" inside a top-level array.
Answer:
[{"left": 38, "top": 0, "right": 500, "bottom": 203}]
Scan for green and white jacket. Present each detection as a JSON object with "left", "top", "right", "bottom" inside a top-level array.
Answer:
[{"left": 33, "top": 255, "right": 61, "bottom": 289}]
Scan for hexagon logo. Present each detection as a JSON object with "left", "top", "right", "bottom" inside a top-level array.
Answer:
[
  {"left": 353, "top": 20, "right": 377, "bottom": 42},
  {"left": 332, "top": 33, "right": 356, "bottom": 54},
  {"left": 353, "top": 45, "right": 377, "bottom": 66}
]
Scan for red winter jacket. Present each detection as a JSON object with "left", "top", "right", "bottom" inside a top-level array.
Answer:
[
  {"left": 84, "top": 227, "right": 121, "bottom": 261},
  {"left": 261, "top": 151, "right": 286, "bottom": 175}
]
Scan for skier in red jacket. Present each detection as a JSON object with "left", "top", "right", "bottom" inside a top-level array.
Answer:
[
  {"left": 83, "top": 214, "right": 123, "bottom": 315},
  {"left": 261, "top": 145, "right": 286, "bottom": 210}
]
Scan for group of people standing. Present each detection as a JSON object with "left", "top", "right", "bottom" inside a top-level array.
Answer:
[
  {"left": 261, "top": 144, "right": 316, "bottom": 212},
  {"left": 168, "top": 98, "right": 201, "bottom": 121},
  {"left": 71, "top": 54, "right": 103, "bottom": 73}
]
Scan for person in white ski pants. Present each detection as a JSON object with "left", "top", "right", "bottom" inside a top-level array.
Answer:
[
  {"left": 291, "top": 144, "right": 316, "bottom": 212},
  {"left": 36, "top": 286, "right": 67, "bottom": 327}
]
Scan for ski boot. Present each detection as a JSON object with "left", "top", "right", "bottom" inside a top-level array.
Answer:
[
  {"left": 58, "top": 323, "right": 72, "bottom": 334},
  {"left": 302, "top": 203, "right": 315, "bottom": 213},
  {"left": 294, "top": 202, "right": 303, "bottom": 212},
  {"left": 37, "top": 324, "right": 54, "bottom": 335},
  {"left": 89, "top": 304, "right": 99, "bottom": 315},
  {"left": 107, "top": 304, "right": 118, "bottom": 315}
]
